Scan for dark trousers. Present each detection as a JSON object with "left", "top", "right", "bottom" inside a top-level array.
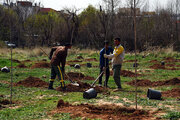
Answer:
[
  {"left": 113, "top": 64, "right": 122, "bottom": 88},
  {"left": 50, "top": 65, "right": 64, "bottom": 81},
  {"left": 50, "top": 65, "right": 65, "bottom": 88},
  {"left": 99, "top": 66, "right": 110, "bottom": 86}
]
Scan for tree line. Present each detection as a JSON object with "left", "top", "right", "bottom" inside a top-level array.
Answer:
[{"left": 0, "top": 0, "right": 179, "bottom": 51}]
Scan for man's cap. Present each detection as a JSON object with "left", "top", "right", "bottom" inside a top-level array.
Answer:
[{"left": 104, "top": 41, "right": 109, "bottom": 44}]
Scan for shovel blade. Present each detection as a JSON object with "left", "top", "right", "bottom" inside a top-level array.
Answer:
[{"left": 71, "top": 82, "right": 79, "bottom": 86}]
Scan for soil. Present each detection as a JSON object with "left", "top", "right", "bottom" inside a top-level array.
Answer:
[
  {"left": 162, "top": 88, "right": 180, "bottom": 98},
  {"left": 0, "top": 99, "right": 15, "bottom": 110},
  {"left": 77, "top": 56, "right": 84, "bottom": 59},
  {"left": 127, "top": 77, "right": 180, "bottom": 87},
  {"left": 14, "top": 76, "right": 48, "bottom": 88},
  {"left": 51, "top": 99, "right": 153, "bottom": 120},
  {"left": 67, "top": 60, "right": 82, "bottom": 63},
  {"left": 163, "top": 57, "right": 180, "bottom": 63},
  {"left": 149, "top": 64, "right": 180, "bottom": 70},
  {"left": 22, "top": 59, "right": 31, "bottom": 63},
  {"left": 0, "top": 99, "right": 13, "bottom": 105},
  {"left": 110, "top": 70, "right": 142, "bottom": 77},
  {"left": 11, "top": 59, "right": 21, "bottom": 63},
  {"left": 65, "top": 72, "right": 95, "bottom": 81},
  {"left": 31, "top": 62, "right": 50, "bottom": 69},
  {"left": 56, "top": 81, "right": 108, "bottom": 93},
  {"left": 149, "top": 60, "right": 159, "bottom": 63},
  {"left": 84, "top": 58, "right": 98, "bottom": 61},
  {"left": 17, "top": 63, "right": 27, "bottom": 68},
  {"left": 124, "top": 60, "right": 137, "bottom": 63}
]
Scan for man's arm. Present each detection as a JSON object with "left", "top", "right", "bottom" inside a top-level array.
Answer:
[
  {"left": 49, "top": 46, "right": 58, "bottom": 60},
  {"left": 104, "top": 46, "right": 124, "bottom": 59}
]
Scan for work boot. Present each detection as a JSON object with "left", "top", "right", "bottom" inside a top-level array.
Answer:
[{"left": 48, "top": 81, "right": 54, "bottom": 90}]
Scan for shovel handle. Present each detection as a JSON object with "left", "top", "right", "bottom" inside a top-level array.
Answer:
[
  {"left": 91, "top": 71, "right": 104, "bottom": 87},
  {"left": 65, "top": 73, "right": 75, "bottom": 83}
]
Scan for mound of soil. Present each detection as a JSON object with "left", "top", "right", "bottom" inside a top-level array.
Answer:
[
  {"left": 22, "top": 59, "right": 31, "bottom": 63},
  {"left": 53, "top": 99, "right": 151, "bottom": 120},
  {"left": 77, "top": 56, "right": 84, "bottom": 59},
  {"left": 31, "top": 62, "right": 50, "bottom": 69},
  {"left": 120, "top": 70, "right": 142, "bottom": 77},
  {"left": 67, "top": 60, "right": 82, "bottom": 63},
  {"left": 149, "top": 60, "right": 159, "bottom": 63},
  {"left": 17, "top": 63, "right": 27, "bottom": 68},
  {"left": 0, "top": 99, "right": 16, "bottom": 110},
  {"left": 84, "top": 58, "right": 97, "bottom": 61},
  {"left": 149, "top": 64, "right": 179, "bottom": 70},
  {"left": 162, "top": 88, "right": 180, "bottom": 98},
  {"left": 124, "top": 60, "right": 136, "bottom": 63},
  {"left": 127, "top": 77, "right": 180, "bottom": 87},
  {"left": 14, "top": 76, "right": 48, "bottom": 88},
  {"left": 65, "top": 72, "right": 95, "bottom": 81},
  {"left": 163, "top": 57, "right": 180, "bottom": 63},
  {"left": 127, "top": 79, "right": 152, "bottom": 86},
  {"left": 11, "top": 59, "right": 21, "bottom": 63},
  {"left": 56, "top": 81, "right": 107, "bottom": 93},
  {"left": 0, "top": 99, "right": 13, "bottom": 105},
  {"left": 0, "top": 95, "right": 4, "bottom": 97}
]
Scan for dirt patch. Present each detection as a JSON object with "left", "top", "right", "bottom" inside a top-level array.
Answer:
[
  {"left": 124, "top": 60, "right": 136, "bottom": 63},
  {"left": 0, "top": 99, "right": 14, "bottom": 105},
  {"left": 111, "top": 70, "right": 142, "bottom": 77},
  {"left": 84, "top": 58, "right": 98, "bottom": 61},
  {"left": 11, "top": 59, "right": 21, "bottom": 63},
  {"left": 56, "top": 81, "right": 108, "bottom": 93},
  {"left": 149, "top": 60, "right": 159, "bottom": 63},
  {"left": 0, "top": 99, "right": 16, "bottom": 110},
  {"left": 65, "top": 72, "right": 95, "bottom": 81},
  {"left": 149, "top": 64, "right": 180, "bottom": 70},
  {"left": 77, "top": 56, "right": 84, "bottom": 59},
  {"left": 163, "top": 57, "right": 180, "bottom": 63},
  {"left": 127, "top": 77, "right": 180, "bottom": 87},
  {"left": 17, "top": 63, "right": 27, "bottom": 68},
  {"left": 67, "top": 60, "right": 82, "bottom": 63},
  {"left": 22, "top": 59, "right": 31, "bottom": 63},
  {"left": 162, "top": 88, "right": 180, "bottom": 98},
  {"left": 51, "top": 99, "right": 152, "bottom": 120},
  {"left": 0, "top": 95, "right": 4, "bottom": 97},
  {"left": 31, "top": 62, "right": 50, "bottom": 69},
  {"left": 14, "top": 76, "right": 48, "bottom": 88}
]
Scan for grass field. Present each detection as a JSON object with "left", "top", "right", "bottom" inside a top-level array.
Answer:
[{"left": 0, "top": 47, "right": 180, "bottom": 120}]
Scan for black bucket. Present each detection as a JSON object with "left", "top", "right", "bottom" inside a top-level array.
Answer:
[
  {"left": 147, "top": 88, "right": 161, "bottom": 100},
  {"left": 86, "top": 63, "right": 92, "bottom": 68},
  {"left": 83, "top": 88, "right": 97, "bottom": 99}
]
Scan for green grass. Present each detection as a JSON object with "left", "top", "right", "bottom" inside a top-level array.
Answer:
[{"left": 0, "top": 48, "right": 180, "bottom": 120}]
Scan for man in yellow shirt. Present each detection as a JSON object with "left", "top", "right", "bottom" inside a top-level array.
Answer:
[{"left": 104, "top": 38, "right": 125, "bottom": 90}]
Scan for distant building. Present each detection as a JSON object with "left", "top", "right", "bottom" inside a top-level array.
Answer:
[
  {"left": 39, "top": 8, "right": 56, "bottom": 13},
  {"left": 119, "top": 7, "right": 141, "bottom": 16},
  {"left": 142, "top": 11, "right": 156, "bottom": 17}
]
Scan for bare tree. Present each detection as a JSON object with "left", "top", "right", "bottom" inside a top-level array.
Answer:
[{"left": 60, "top": 8, "right": 80, "bottom": 44}]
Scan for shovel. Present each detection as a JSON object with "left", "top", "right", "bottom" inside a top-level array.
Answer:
[
  {"left": 91, "top": 71, "right": 104, "bottom": 87},
  {"left": 65, "top": 73, "right": 79, "bottom": 86},
  {"left": 83, "top": 71, "right": 104, "bottom": 99}
]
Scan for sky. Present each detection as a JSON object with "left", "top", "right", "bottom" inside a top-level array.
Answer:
[
  {"left": 0, "top": 0, "right": 169, "bottom": 11},
  {"left": 33, "top": 0, "right": 169, "bottom": 11}
]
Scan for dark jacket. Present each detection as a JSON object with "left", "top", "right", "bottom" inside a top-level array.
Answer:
[{"left": 100, "top": 46, "right": 113, "bottom": 67}]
